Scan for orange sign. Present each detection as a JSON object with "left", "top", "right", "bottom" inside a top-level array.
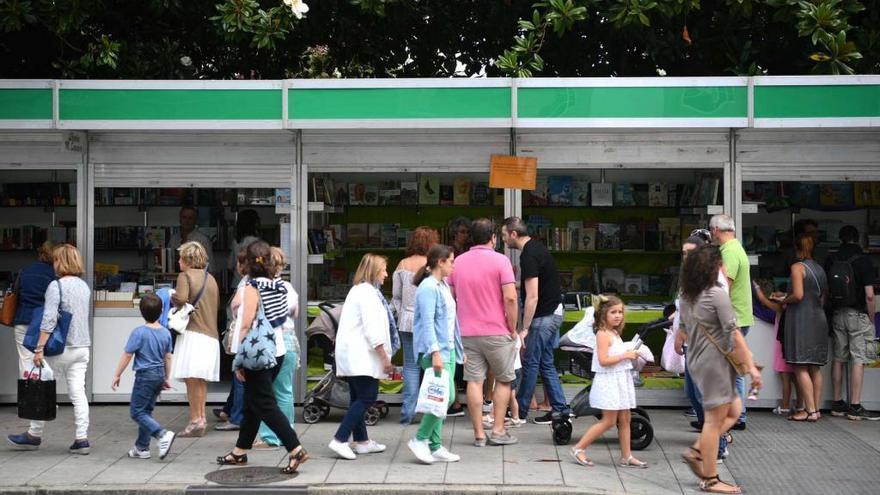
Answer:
[{"left": 489, "top": 155, "right": 537, "bottom": 190}]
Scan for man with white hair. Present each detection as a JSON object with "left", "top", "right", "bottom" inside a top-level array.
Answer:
[{"left": 709, "top": 214, "right": 753, "bottom": 430}]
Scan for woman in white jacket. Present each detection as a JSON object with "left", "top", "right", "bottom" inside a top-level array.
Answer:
[{"left": 328, "top": 253, "right": 394, "bottom": 460}]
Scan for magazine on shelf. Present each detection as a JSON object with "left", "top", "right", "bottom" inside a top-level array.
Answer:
[
  {"left": 620, "top": 222, "right": 646, "bottom": 251},
  {"left": 453, "top": 178, "right": 472, "bottom": 206},
  {"left": 597, "top": 223, "right": 621, "bottom": 250},
  {"left": 548, "top": 176, "right": 573, "bottom": 206},
  {"left": 348, "top": 183, "right": 366, "bottom": 206},
  {"left": 591, "top": 183, "right": 613, "bottom": 207},
  {"left": 367, "top": 224, "right": 382, "bottom": 247},
  {"left": 529, "top": 177, "right": 549, "bottom": 206},
  {"left": 381, "top": 224, "right": 398, "bottom": 248},
  {"left": 378, "top": 181, "right": 400, "bottom": 206},
  {"left": 401, "top": 182, "right": 418, "bottom": 206},
  {"left": 347, "top": 223, "right": 368, "bottom": 245},
  {"left": 439, "top": 184, "right": 454, "bottom": 206},
  {"left": 571, "top": 178, "right": 590, "bottom": 206},
  {"left": 419, "top": 177, "right": 440, "bottom": 205},
  {"left": 601, "top": 267, "right": 625, "bottom": 293},
  {"left": 648, "top": 183, "right": 668, "bottom": 207},
  {"left": 658, "top": 217, "right": 681, "bottom": 251},
  {"left": 364, "top": 184, "right": 379, "bottom": 206},
  {"left": 624, "top": 275, "right": 646, "bottom": 295},
  {"left": 572, "top": 266, "right": 593, "bottom": 291},
  {"left": 581, "top": 226, "right": 597, "bottom": 251},
  {"left": 615, "top": 183, "right": 635, "bottom": 207},
  {"left": 472, "top": 182, "right": 490, "bottom": 206}
]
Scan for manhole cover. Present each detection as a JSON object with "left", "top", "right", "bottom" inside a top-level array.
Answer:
[{"left": 205, "top": 466, "right": 296, "bottom": 485}]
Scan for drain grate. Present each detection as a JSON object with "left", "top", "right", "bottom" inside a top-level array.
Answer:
[{"left": 204, "top": 466, "right": 296, "bottom": 486}]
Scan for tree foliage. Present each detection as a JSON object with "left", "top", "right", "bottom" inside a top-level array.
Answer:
[{"left": 0, "top": 0, "right": 876, "bottom": 79}]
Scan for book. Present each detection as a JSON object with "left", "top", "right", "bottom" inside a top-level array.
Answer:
[
  {"left": 439, "top": 184, "right": 454, "bottom": 206},
  {"left": 871, "top": 183, "right": 880, "bottom": 206},
  {"left": 785, "top": 182, "right": 819, "bottom": 208},
  {"left": 348, "top": 183, "right": 365, "bottom": 206},
  {"left": 310, "top": 177, "right": 326, "bottom": 203},
  {"left": 559, "top": 271, "right": 573, "bottom": 291},
  {"left": 364, "top": 184, "right": 379, "bottom": 206},
  {"left": 697, "top": 174, "right": 721, "bottom": 206},
  {"left": 648, "top": 183, "right": 668, "bottom": 207},
  {"left": 142, "top": 228, "right": 166, "bottom": 250},
  {"left": 571, "top": 178, "right": 589, "bottom": 206},
  {"left": 323, "top": 178, "right": 336, "bottom": 205},
  {"left": 528, "top": 177, "right": 549, "bottom": 206},
  {"left": 472, "top": 183, "right": 490, "bottom": 206},
  {"left": 548, "top": 176, "right": 573, "bottom": 206},
  {"left": 597, "top": 223, "right": 620, "bottom": 250},
  {"left": 323, "top": 227, "right": 338, "bottom": 255},
  {"left": 624, "top": 275, "right": 646, "bottom": 295},
  {"left": 819, "top": 183, "right": 854, "bottom": 208},
  {"left": 493, "top": 188, "right": 505, "bottom": 206},
  {"left": 419, "top": 177, "right": 440, "bottom": 205},
  {"left": 381, "top": 224, "right": 398, "bottom": 248},
  {"left": 367, "top": 224, "right": 382, "bottom": 246},
  {"left": 378, "top": 181, "right": 401, "bottom": 206},
  {"left": 580, "top": 226, "right": 597, "bottom": 251},
  {"left": 453, "top": 178, "right": 472, "bottom": 206},
  {"left": 333, "top": 182, "right": 348, "bottom": 205},
  {"left": 648, "top": 275, "right": 668, "bottom": 295},
  {"left": 572, "top": 266, "right": 594, "bottom": 291},
  {"left": 601, "top": 267, "right": 625, "bottom": 293},
  {"left": 347, "top": 223, "right": 368, "bottom": 245},
  {"left": 591, "top": 183, "right": 613, "bottom": 207},
  {"left": 633, "top": 184, "right": 649, "bottom": 207},
  {"left": 620, "top": 222, "right": 646, "bottom": 251},
  {"left": 401, "top": 181, "right": 418, "bottom": 206},
  {"left": 397, "top": 228, "right": 411, "bottom": 248},
  {"left": 566, "top": 221, "right": 583, "bottom": 250},
  {"left": 854, "top": 182, "right": 873, "bottom": 207},
  {"left": 615, "top": 183, "right": 635, "bottom": 206},
  {"left": 644, "top": 222, "right": 660, "bottom": 251},
  {"left": 658, "top": 217, "right": 681, "bottom": 251}
]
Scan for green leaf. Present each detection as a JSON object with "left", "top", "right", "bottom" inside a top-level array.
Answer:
[{"left": 638, "top": 13, "right": 651, "bottom": 26}]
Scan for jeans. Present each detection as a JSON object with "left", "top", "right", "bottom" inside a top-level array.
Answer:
[
  {"left": 334, "top": 375, "right": 379, "bottom": 443},
  {"left": 222, "top": 375, "right": 245, "bottom": 425},
  {"left": 259, "top": 333, "right": 297, "bottom": 445},
  {"left": 236, "top": 356, "right": 301, "bottom": 452},
  {"left": 399, "top": 332, "right": 421, "bottom": 424},
  {"left": 416, "top": 350, "right": 456, "bottom": 452},
  {"left": 517, "top": 313, "right": 569, "bottom": 418},
  {"left": 30, "top": 347, "right": 90, "bottom": 440},
  {"left": 735, "top": 326, "right": 750, "bottom": 423},
  {"left": 130, "top": 367, "right": 167, "bottom": 450}
]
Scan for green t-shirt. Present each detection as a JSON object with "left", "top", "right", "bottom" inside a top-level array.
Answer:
[{"left": 720, "top": 239, "right": 754, "bottom": 328}]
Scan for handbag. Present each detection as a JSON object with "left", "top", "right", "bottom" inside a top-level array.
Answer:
[
  {"left": 415, "top": 368, "right": 449, "bottom": 418},
  {"left": 22, "top": 281, "right": 72, "bottom": 357},
  {"left": 18, "top": 365, "right": 56, "bottom": 421},
  {"left": 696, "top": 323, "right": 751, "bottom": 376},
  {"left": 222, "top": 286, "right": 245, "bottom": 356},
  {"left": 167, "top": 268, "right": 209, "bottom": 334},
  {"left": 232, "top": 288, "right": 277, "bottom": 371},
  {"left": 0, "top": 270, "right": 21, "bottom": 326}
]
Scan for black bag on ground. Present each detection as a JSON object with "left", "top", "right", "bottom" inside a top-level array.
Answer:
[{"left": 18, "top": 368, "right": 56, "bottom": 421}]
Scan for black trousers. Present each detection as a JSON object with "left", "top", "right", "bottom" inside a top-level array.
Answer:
[{"left": 235, "top": 356, "right": 300, "bottom": 452}]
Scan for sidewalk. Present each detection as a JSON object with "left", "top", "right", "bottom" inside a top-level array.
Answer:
[{"left": 1, "top": 405, "right": 878, "bottom": 494}]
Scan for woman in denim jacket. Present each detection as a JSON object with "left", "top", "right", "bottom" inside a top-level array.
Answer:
[{"left": 407, "top": 244, "right": 465, "bottom": 464}]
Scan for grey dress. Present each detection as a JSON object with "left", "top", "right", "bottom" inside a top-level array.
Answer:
[
  {"left": 681, "top": 284, "right": 739, "bottom": 410},
  {"left": 783, "top": 259, "right": 829, "bottom": 366}
]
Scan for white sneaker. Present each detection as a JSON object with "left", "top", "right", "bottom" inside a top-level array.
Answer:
[
  {"left": 157, "top": 430, "right": 175, "bottom": 460},
  {"left": 353, "top": 440, "right": 386, "bottom": 454},
  {"left": 431, "top": 446, "right": 460, "bottom": 463},
  {"left": 407, "top": 438, "right": 434, "bottom": 464},
  {"left": 329, "top": 439, "right": 357, "bottom": 460},
  {"left": 128, "top": 446, "right": 151, "bottom": 459}
]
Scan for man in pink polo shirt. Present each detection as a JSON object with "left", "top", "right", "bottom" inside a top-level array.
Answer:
[{"left": 448, "top": 218, "right": 519, "bottom": 446}]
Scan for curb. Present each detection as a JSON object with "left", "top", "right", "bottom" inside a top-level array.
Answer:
[
  {"left": 308, "top": 485, "right": 618, "bottom": 495},
  {"left": 0, "top": 486, "right": 185, "bottom": 495},
  {"left": 1, "top": 485, "right": 618, "bottom": 495}
]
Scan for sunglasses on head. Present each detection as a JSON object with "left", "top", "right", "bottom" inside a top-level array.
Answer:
[{"left": 690, "top": 229, "right": 712, "bottom": 242}]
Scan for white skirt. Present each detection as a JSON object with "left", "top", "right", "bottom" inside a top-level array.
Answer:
[
  {"left": 589, "top": 370, "right": 636, "bottom": 410},
  {"left": 172, "top": 330, "right": 221, "bottom": 382}
]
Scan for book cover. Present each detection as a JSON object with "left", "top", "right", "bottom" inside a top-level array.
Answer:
[
  {"left": 559, "top": 271, "right": 573, "bottom": 292},
  {"left": 453, "top": 178, "right": 472, "bottom": 206},
  {"left": 142, "top": 228, "right": 166, "bottom": 250},
  {"left": 697, "top": 174, "right": 721, "bottom": 206},
  {"left": 548, "top": 176, "right": 573, "bottom": 206},
  {"left": 615, "top": 183, "right": 635, "bottom": 207},
  {"left": 310, "top": 178, "right": 325, "bottom": 203},
  {"left": 378, "top": 181, "right": 401, "bottom": 206},
  {"left": 493, "top": 188, "right": 505, "bottom": 206},
  {"left": 601, "top": 267, "right": 625, "bottom": 293},
  {"left": 658, "top": 217, "right": 681, "bottom": 251},
  {"left": 322, "top": 178, "right": 335, "bottom": 205},
  {"left": 439, "top": 184, "right": 454, "bottom": 206},
  {"left": 633, "top": 184, "right": 649, "bottom": 207},
  {"left": 648, "top": 183, "right": 668, "bottom": 207},
  {"left": 472, "top": 182, "right": 490, "bottom": 206},
  {"left": 566, "top": 221, "right": 583, "bottom": 251},
  {"left": 624, "top": 275, "right": 645, "bottom": 295},
  {"left": 571, "top": 178, "right": 590, "bottom": 206},
  {"left": 855, "top": 182, "right": 873, "bottom": 207},
  {"left": 580, "top": 226, "right": 597, "bottom": 251},
  {"left": 620, "top": 222, "right": 646, "bottom": 251},
  {"left": 597, "top": 223, "right": 621, "bottom": 250},
  {"left": 528, "top": 177, "right": 549, "bottom": 206},
  {"left": 347, "top": 223, "right": 368, "bottom": 245},
  {"left": 871, "top": 183, "right": 880, "bottom": 206},
  {"left": 591, "top": 183, "right": 613, "bottom": 207},
  {"left": 644, "top": 222, "right": 660, "bottom": 251},
  {"left": 676, "top": 184, "right": 695, "bottom": 206},
  {"left": 572, "top": 266, "right": 593, "bottom": 291},
  {"left": 364, "top": 184, "right": 379, "bottom": 206},
  {"left": 381, "top": 223, "right": 398, "bottom": 248},
  {"left": 419, "top": 177, "right": 440, "bottom": 205},
  {"left": 348, "top": 183, "right": 366, "bottom": 206},
  {"left": 397, "top": 228, "right": 411, "bottom": 248},
  {"left": 367, "top": 224, "right": 382, "bottom": 246},
  {"left": 401, "top": 181, "right": 418, "bottom": 206},
  {"left": 786, "top": 182, "right": 819, "bottom": 208},
  {"left": 819, "top": 183, "right": 854, "bottom": 208}
]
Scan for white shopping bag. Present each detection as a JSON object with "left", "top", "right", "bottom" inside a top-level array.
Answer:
[
  {"left": 23, "top": 362, "right": 53, "bottom": 381},
  {"left": 414, "top": 368, "right": 449, "bottom": 418}
]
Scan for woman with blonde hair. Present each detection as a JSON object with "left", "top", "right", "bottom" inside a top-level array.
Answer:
[
  {"left": 171, "top": 241, "right": 220, "bottom": 437},
  {"left": 9, "top": 244, "right": 93, "bottom": 454},
  {"left": 328, "top": 253, "right": 397, "bottom": 460}
]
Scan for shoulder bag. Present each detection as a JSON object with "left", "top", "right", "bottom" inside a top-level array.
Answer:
[
  {"left": 0, "top": 270, "right": 21, "bottom": 326},
  {"left": 695, "top": 322, "right": 751, "bottom": 376},
  {"left": 167, "top": 267, "right": 209, "bottom": 334},
  {"left": 232, "top": 287, "right": 277, "bottom": 371},
  {"left": 22, "top": 280, "right": 72, "bottom": 357}
]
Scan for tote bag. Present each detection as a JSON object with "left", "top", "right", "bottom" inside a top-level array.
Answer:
[
  {"left": 18, "top": 365, "right": 56, "bottom": 421},
  {"left": 415, "top": 368, "right": 450, "bottom": 418},
  {"left": 23, "top": 281, "right": 71, "bottom": 357},
  {"left": 232, "top": 290, "right": 277, "bottom": 371}
]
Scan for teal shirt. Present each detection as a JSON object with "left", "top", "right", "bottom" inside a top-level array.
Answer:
[{"left": 720, "top": 239, "right": 754, "bottom": 327}]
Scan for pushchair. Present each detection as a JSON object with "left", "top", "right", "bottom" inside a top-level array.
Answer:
[
  {"left": 301, "top": 301, "right": 390, "bottom": 425},
  {"left": 549, "top": 316, "right": 673, "bottom": 450}
]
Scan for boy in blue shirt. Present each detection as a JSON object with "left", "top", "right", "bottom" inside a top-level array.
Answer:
[{"left": 111, "top": 293, "right": 175, "bottom": 460}]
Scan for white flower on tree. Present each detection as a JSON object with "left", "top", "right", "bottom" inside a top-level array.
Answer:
[{"left": 283, "top": 0, "right": 310, "bottom": 19}]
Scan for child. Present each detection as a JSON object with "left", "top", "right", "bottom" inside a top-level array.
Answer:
[
  {"left": 570, "top": 295, "right": 647, "bottom": 468},
  {"left": 111, "top": 293, "right": 176, "bottom": 460},
  {"left": 753, "top": 281, "right": 802, "bottom": 416},
  {"left": 483, "top": 334, "right": 526, "bottom": 429}
]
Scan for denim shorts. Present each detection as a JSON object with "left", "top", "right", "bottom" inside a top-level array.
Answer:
[{"left": 510, "top": 368, "right": 523, "bottom": 391}]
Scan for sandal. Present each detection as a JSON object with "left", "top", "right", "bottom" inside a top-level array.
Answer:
[
  {"left": 682, "top": 447, "right": 705, "bottom": 479},
  {"left": 569, "top": 447, "right": 593, "bottom": 467},
  {"left": 178, "top": 421, "right": 206, "bottom": 438},
  {"left": 281, "top": 447, "right": 309, "bottom": 474},
  {"left": 806, "top": 410, "right": 820, "bottom": 422},
  {"left": 700, "top": 475, "right": 742, "bottom": 494},
  {"left": 788, "top": 410, "right": 809, "bottom": 422},
  {"left": 216, "top": 451, "right": 248, "bottom": 465},
  {"left": 619, "top": 455, "right": 648, "bottom": 468}
]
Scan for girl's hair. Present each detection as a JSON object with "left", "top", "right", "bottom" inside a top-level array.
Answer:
[
  {"left": 269, "top": 246, "right": 286, "bottom": 277},
  {"left": 245, "top": 240, "right": 274, "bottom": 279},
  {"left": 352, "top": 253, "right": 388, "bottom": 285},
  {"left": 413, "top": 244, "right": 454, "bottom": 286},
  {"left": 406, "top": 226, "right": 439, "bottom": 256},
  {"left": 53, "top": 243, "right": 84, "bottom": 277},
  {"left": 594, "top": 295, "right": 625, "bottom": 334},
  {"left": 680, "top": 244, "right": 723, "bottom": 302},
  {"left": 795, "top": 232, "right": 815, "bottom": 260},
  {"left": 38, "top": 241, "right": 56, "bottom": 263},
  {"left": 178, "top": 241, "right": 208, "bottom": 269}
]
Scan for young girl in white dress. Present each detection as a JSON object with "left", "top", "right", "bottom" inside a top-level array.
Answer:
[{"left": 570, "top": 295, "right": 647, "bottom": 469}]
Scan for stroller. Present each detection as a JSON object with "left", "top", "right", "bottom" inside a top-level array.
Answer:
[
  {"left": 301, "top": 302, "right": 390, "bottom": 426},
  {"left": 549, "top": 316, "right": 673, "bottom": 450}
]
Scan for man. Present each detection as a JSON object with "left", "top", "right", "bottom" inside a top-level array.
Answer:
[
  {"left": 448, "top": 218, "right": 519, "bottom": 446},
  {"left": 709, "top": 214, "right": 752, "bottom": 430},
  {"left": 826, "top": 226, "right": 880, "bottom": 420},
  {"left": 500, "top": 217, "right": 570, "bottom": 424},
  {"left": 168, "top": 206, "right": 213, "bottom": 270}
]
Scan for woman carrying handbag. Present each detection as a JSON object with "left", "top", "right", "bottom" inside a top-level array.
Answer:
[{"left": 6, "top": 242, "right": 56, "bottom": 377}]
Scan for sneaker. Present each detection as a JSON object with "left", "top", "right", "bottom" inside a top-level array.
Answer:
[
  {"left": 771, "top": 406, "right": 791, "bottom": 416},
  {"left": 508, "top": 418, "right": 527, "bottom": 428},
  {"left": 473, "top": 437, "right": 487, "bottom": 447},
  {"left": 328, "top": 439, "right": 357, "bottom": 460},
  {"left": 487, "top": 431, "right": 518, "bottom": 446},
  {"left": 69, "top": 439, "right": 90, "bottom": 455},
  {"left": 353, "top": 440, "right": 386, "bottom": 454},
  {"left": 847, "top": 405, "right": 880, "bottom": 421},
  {"left": 482, "top": 400, "right": 493, "bottom": 414},
  {"left": 731, "top": 422, "right": 746, "bottom": 431},
  {"left": 7, "top": 432, "right": 41, "bottom": 450},
  {"left": 683, "top": 408, "right": 697, "bottom": 418},
  {"left": 690, "top": 421, "right": 703, "bottom": 431},
  {"left": 431, "top": 446, "right": 460, "bottom": 463},
  {"left": 446, "top": 405, "right": 466, "bottom": 417},
  {"left": 532, "top": 411, "right": 554, "bottom": 425},
  {"left": 214, "top": 422, "right": 240, "bottom": 431},
  {"left": 408, "top": 438, "right": 434, "bottom": 464},
  {"left": 128, "top": 446, "right": 151, "bottom": 459},
  {"left": 831, "top": 400, "right": 850, "bottom": 417},
  {"left": 157, "top": 430, "right": 175, "bottom": 460},
  {"left": 719, "top": 447, "right": 729, "bottom": 460}
]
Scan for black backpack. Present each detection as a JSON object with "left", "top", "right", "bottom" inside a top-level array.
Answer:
[{"left": 828, "top": 254, "right": 860, "bottom": 309}]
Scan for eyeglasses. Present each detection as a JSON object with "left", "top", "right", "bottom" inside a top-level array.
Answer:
[{"left": 690, "top": 229, "right": 712, "bottom": 242}]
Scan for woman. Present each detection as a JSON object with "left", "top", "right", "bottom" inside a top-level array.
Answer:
[
  {"left": 172, "top": 241, "right": 220, "bottom": 437},
  {"left": 8, "top": 244, "right": 93, "bottom": 454},
  {"left": 782, "top": 233, "right": 828, "bottom": 422},
  {"left": 228, "top": 209, "right": 260, "bottom": 290},
  {"left": 216, "top": 241, "right": 308, "bottom": 474},
  {"left": 328, "top": 253, "right": 394, "bottom": 460},
  {"left": 407, "top": 244, "right": 464, "bottom": 464},
  {"left": 679, "top": 244, "right": 761, "bottom": 494},
  {"left": 11, "top": 241, "right": 56, "bottom": 377},
  {"left": 449, "top": 217, "right": 472, "bottom": 259},
  {"left": 214, "top": 248, "right": 249, "bottom": 431},
  {"left": 254, "top": 246, "right": 301, "bottom": 448},
  {"left": 392, "top": 226, "right": 438, "bottom": 425}
]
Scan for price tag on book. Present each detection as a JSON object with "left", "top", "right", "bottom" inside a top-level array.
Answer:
[{"left": 489, "top": 155, "right": 537, "bottom": 190}]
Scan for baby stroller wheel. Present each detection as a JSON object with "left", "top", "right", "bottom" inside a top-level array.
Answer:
[
  {"left": 321, "top": 405, "right": 331, "bottom": 417},
  {"left": 379, "top": 403, "right": 390, "bottom": 419},
  {"left": 303, "top": 404, "right": 324, "bottom": 424},
  {"left": 551, "top": 418, "right": 573, "bottom": 445},
  {"left": 365, "top": 406, "right": 382, "bottom": 426},
  {"left": 629, "top": 414, "right": 653, "bottom": 451},
  {"left": 632, "top": 407, "right": 650, "bottom": 421}
]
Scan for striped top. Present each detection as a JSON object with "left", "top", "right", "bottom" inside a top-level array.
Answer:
[{"left": 249, "top": 277, "right": 290, "bottom": 329}]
